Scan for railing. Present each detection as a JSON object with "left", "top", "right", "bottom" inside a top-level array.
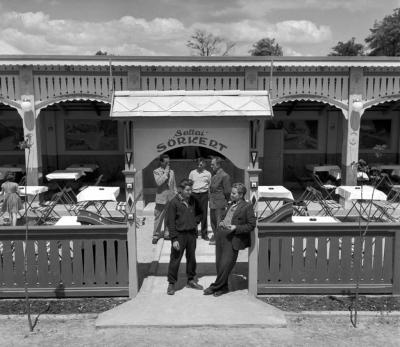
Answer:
[
  {"left": 33, "top": 75, "right": 127, "bottom": 101},
  {"left": 258, "top": 75, "right": 349, "bottom": 102},
  {"left": 249, "top": 223, "right": 400, "bottom": 295},
  {"left": 0, "top": 74, "right": 19, "bottom": 101},
  {"left": 0, "top": 225, "right": 128, "bottom": 297},
  {"left": 364, "top": 75, "right": 400, "bottom": 100}
]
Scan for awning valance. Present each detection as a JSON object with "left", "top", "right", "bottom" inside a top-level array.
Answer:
[{"left": 110, "top": 90, "right": 272, "bottom": 118}]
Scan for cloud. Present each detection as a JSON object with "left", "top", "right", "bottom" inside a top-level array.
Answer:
[{"left": 0, "top": 10, "right": 331, "bottom": 56}]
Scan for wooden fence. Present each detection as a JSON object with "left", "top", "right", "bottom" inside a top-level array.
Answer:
[
  {"left": 249, "top": 223, "right": 400, "bottom": 295},
  {"left": 0, "top": 225, "right": 128, "bottom": 298}
]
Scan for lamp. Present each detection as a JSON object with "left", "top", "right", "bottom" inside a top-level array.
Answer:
[
  {"left": 20, "top": 98, "right": 32, "bottom": 112},
  {"left": 352, "top": 99, "right": 363, "bottom": 112}
]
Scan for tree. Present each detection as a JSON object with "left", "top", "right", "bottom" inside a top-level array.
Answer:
[
  {"left": 249, "top": 38, "right": 283, "bottom": 56},
  {"left": 95, "top": 50, "right": 108, "bottom": 55},
  {"left": 365, "top": 8, "right": 400, "bottom": 56},
  {"left": 328, "top": 37, "right": 365, "bottom": 56},
  {"left": 186, "top": 29, "right": 235, "bottom": 56}
]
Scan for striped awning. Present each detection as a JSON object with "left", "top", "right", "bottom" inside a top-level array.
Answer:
[{"left": 110, "top": 90, "right": 273, "bottom": 118}]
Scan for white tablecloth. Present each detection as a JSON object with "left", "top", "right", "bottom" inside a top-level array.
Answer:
[
  {"left": 18, "top": 186, "right": 48, "bottom": 196},
  {"left": 335, "top": 185, "right": 387, "bottom": 201},
  {"left": 77, "top": 186, "right": 120, "bottom": 202},
  {"left": 258, "top": 186, "right": 294, "bottom": 201},
  {"left": 55, "top": 216, "right": 81, "bottom": 226},
  {"left": 66, "top": 164, "right": 99, "bottom": 173},
  {"left": 46, "top": 170, "right": 85, "bottom": 181},
  {"left": 292, "top": 216, "right": 340, "bottom": 223}
]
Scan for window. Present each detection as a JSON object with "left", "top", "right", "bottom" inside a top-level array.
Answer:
[
  {"left": 64, "top": 119, "right": 119, "bottom": 151},
  {"left": 0, "top": 118, "right": 23, "bottom": 151},
  {"left": 359, "top": 119, "right": 391, "bottom": 150}
]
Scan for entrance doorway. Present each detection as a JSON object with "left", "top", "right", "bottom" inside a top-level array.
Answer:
[{"left": 142, "top": 146, "right": 244, "bottom": 204}]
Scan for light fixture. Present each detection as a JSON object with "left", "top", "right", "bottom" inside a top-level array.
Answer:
[
  {"left": 20, "top": 98, "right": 32, "bottom": 112},
  {"left": 352, "top": 99, "right": 364, "bottom": 112}
]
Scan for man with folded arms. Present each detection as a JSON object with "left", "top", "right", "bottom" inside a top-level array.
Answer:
[
  {"left": 166, "top": 178, "right": 203, "bottom": 295},
  {"left": 203, "top": 183, "right": 256, "bottom": 297}
]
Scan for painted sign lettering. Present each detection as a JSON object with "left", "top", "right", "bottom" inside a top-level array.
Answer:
[{"left": 156, "top": 129, "right": 228, "bottom": 153}]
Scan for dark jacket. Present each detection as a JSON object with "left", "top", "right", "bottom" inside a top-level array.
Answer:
[
  {"left": 167, "top": 194, "right": 200, "bottom": 241},
  {"left": 209, "top": 168, "right": 231, "bottom": 209},
  {"left": 222, "top": 200, "right": 256, "bottom": 251}
]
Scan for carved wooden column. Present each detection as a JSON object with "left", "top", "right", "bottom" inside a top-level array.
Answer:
[
  {"left": 19, "top": 67, "right": 42, "bottom": 185},
  {"left": 341, "top": 67, "right": 364, "bottom": 185},
  {"left": 123, "top": 120, "right": 139, "bottom": 298}
]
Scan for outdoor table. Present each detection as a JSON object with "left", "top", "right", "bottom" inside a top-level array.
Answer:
[
  {"left": 65, "top": 163, "right": 99, "bottom": 173},
  {"left": 258, "top": 186, "right": 294, "bottom": 219},
  {"left": 46, "top": 170, "right": 86, "bottom": 212},
  {"left": 76, "top": 186, "right": 120, "bottom": 217},
  {"left": 291, "top": 216, "right": 340, "bottom": 223},
  {"left": 18, "top": 185, "right": 49, "bottom": 212},
  {"left": 335, "top": 185, "right": 387, "bottom": 220},
  {"left": 55, "top": 216, "right": 81, "bottom": 226}
]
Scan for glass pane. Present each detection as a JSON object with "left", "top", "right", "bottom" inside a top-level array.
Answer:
[
  {"left": 359, "top": 119, "right": 391, "bottom": 149},
  {"left": 0, "top": 119, "right": 23, "bottom": 151},
  {"left": 65, "top": 119, "right": 119, "bottom": 151},
  {"left": 282, "top": 120, "right": 318, "bottom": 150}
]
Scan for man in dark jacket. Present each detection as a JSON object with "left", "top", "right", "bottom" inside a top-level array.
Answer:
[
  {"left": 166, "top": 178, "right": 203, "bottom": 295},
  {"left": 209, "top": 157, "right": 231, "bottom": 245},
  {"left": 203, "top": 182, "right": 256, "bottom": 297}
]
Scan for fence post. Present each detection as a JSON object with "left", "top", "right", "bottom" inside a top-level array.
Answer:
[{"left": 393, "top": 230, "right": 400, "bottom": 295}]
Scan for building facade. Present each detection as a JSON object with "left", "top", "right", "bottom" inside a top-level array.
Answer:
[{"left": 2, "top": 56, "right": 400, "bottom": 197}]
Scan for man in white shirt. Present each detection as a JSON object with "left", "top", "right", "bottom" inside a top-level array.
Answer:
[{"left": 189, "top": 157, "right": 211, "bottom": 240}]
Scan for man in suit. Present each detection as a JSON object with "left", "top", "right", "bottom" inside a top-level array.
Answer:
[
  {"left": 203, "top": 182, "right": 256, "bottom": 297},
  {"left": 152, "top": 154, "right": 177, "bottom": 244},
  {"left": 209, "top": 157, "right": 231, "bottom": 245}
]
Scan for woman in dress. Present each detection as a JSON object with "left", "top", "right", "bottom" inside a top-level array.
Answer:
[{"left": 1, "top": 172, "right": 23, "bottom": 226}]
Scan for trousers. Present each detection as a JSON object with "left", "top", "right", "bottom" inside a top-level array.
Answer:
[
  {"left": 167, "top": 230, "right": 197, "bottom": 284},
  {"left": 153, "top": 203, "right": 169, "bottom": 238},
  {"left": 210, "top": 227, "right": 238, "bottom": 291},
  {"left": 192, "top": 192, "right": 208, "bottom": 236},
  {"left": 210, "top": 207, "right": 224, "bottom": 237}
]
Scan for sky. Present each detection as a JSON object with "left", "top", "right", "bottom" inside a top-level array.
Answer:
[{"left": 1, "top": 0, "right": 400, "bottom": 56}]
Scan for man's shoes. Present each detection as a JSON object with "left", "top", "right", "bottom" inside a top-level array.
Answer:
[
  {"left": 152, "top": 237, "right": 159, "bottom": 245},
  {"left": 213, "top": 288, "right": 229, "bottom": 297},
  {"left": 209, "top": 236, "right": 215, "bottom": 245},
  {"left": 167, "top": 283, "right": 175, "bottom": 295},
  {"left": 164, "top": 235, "right": 171, "bottom": 241},
  {"left": 186, "top": 280, "right": 203, "bottom": 290},
  {"left": 203, "top": 286, "right": 215, "bottom": 295},
  {"left": 201, "top": 234, "right": 210, "bottom": 241}
]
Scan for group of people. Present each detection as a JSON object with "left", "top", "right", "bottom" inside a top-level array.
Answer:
[{"left": 152, "top": 154, "right": 256, "bottom": 296}]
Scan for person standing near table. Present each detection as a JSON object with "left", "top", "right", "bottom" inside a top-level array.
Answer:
[
  {"left": 0, "top": 172, "right": 23, "bottom": 226},
  {"left": 189, "top": 157, "right": 211, "bottom": 241},
  {"left": 166, "top": 178, "right": 203, "bottom": 295},
  {"left": 203, "top": 182, "right": 256, "bottom": 297},
  {"left": 152, "top": 154, "right": 177, "bottom": 244},
  {"left": 209, "top": 157, "right": 231, "bottom": 245}
]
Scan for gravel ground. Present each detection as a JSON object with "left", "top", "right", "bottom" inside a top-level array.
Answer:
[{"left": 0, "top": 314, "right": 398, "bottom": 346}]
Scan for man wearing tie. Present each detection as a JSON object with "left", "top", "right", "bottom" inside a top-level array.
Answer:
[{"left": 152, "top": 154, "right": 177, "bottom": 244}]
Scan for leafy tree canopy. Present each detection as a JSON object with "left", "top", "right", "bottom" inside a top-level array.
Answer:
[
  {"left": 366, "top": 8, "right": 400, "bottom": 56},
  {"left": 249, "top": 38, "right": 283, "bottom": 56},
  {"left": 95, "top": 50, "right": 108, "bottom": 55},
  {"left": 328, "top": 37, "right": 365, "bottom": 56}
]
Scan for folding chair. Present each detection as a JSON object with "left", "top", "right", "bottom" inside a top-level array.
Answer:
[
  {"left": 258, "top": 202, "right": 293, "bottom": 223},
  {"left": 311, "top": 173, "right": 337, "bottom": 200},
  {"left": 302, "top": 186, "right": 341, "bottom": 217},
  {"left": 371, "top": 186, "right": 400, "bottom": 222},
  {"left": 78, "top": 174, "right": 104, "bottom": 192},
  {"left": 31, "top": 192, "right": 63, "bottom": 225},
  {"left": 292, "top": 187, "right": 313, "bottom": 216}
]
